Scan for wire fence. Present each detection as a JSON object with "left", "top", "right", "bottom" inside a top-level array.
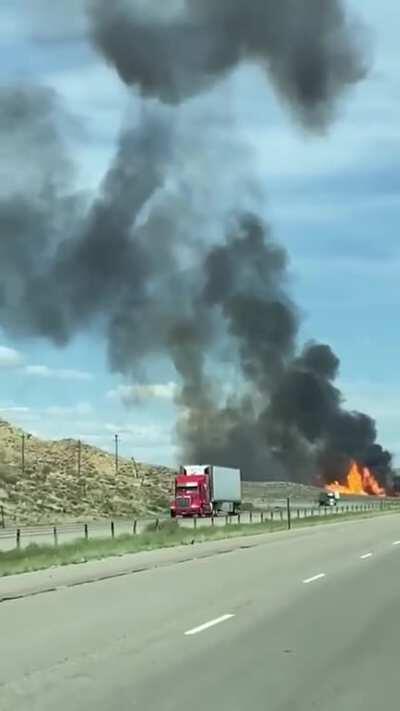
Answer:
[{"left": 1, "top": 498, "right": 399, "bottom": 552}]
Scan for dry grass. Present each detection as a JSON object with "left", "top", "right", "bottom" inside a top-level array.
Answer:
[{"left": 0, "top": 420, "right": 174, "bottom": 525}]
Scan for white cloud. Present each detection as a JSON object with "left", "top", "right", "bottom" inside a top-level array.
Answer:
[
  {"left": 108, "top": 382, "right": 177, "bottom": 406},
  {"left": 44, "top": 402, "right": 94, "bottom": 417},
  {"left": 0, "top": 3, "right": 25, "bottom": 44},
  {"left": 0, "top": 406, "right": 31, "bottom": 415},
  {"left": 19, "top": 0, "right": 89, "bottom": 42},
  {"left": 24, "top": 365, "right": 93, "bottom": 381},
  {"left": 0, "top": 346, "right": 24, "bottom": 368},
  {"left": 340, "top": 381, "right": 400, "bottom": 421},
  {"left": 104, "top": 422, "right": 172, "bottom": 446},
  {"left": 339, "top": 380, "right": 400, "bottom": 465}
]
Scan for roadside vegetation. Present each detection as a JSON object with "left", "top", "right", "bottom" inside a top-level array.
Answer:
[{"left": 1, "top": 506, "right": 399, "bottom": 577}]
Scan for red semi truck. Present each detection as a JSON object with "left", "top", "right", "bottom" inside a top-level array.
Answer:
[{"left": 170, "top": 464, "right": 242, "bottom": 518}]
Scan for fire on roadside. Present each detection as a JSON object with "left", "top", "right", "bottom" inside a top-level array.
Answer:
[{"left": 326, "top": 460, "right": 386, "bottom": 497}]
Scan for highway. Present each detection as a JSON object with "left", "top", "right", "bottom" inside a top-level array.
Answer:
[{"left": 1, "top": 513, "right": 400, "bottom": 710}]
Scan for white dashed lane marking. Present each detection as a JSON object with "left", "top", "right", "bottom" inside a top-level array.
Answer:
[
  {"left": 360, "top": 553, "right": 373, "bottom": 559},
  {"left": 302, "top": 573, "right": 326, "bottom": 584},
  {"left": 185, "top": 614, "right": 235, "bottom": 636}
]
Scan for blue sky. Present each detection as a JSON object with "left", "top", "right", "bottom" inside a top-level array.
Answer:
[{"left": 1, "top": 1, "right": 400, "bottom": 466}]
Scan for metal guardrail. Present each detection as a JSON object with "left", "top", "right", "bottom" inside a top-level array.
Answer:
[{"left": 1, "top": 499, "right": 398, "bottom": 551}]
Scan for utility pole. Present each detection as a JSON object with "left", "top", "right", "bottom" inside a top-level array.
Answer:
[
  {"left": 78, "top": 439, "right": 86, "bottom": 497},
  {"left": 21, "top": 433, "right": 31, "bottom": 474},
  {"left": 131, "top": 455, "right": 139, "bottom": 479},
  {"left": 115, "top": 434, "right": 119, "bottom": 474},
  {"left": 77, "top": 439, "right": 81, "bottom": 477}
]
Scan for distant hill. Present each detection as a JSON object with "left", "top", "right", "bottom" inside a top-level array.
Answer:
[
  {"left": 0, "top": 420, "right": 174, "bottom": 525},
  {"left": 242, "top": 480, "right": 322, "bottom": 508}
]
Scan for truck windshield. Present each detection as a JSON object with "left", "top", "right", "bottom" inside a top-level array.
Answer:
[{"left": 176, "top": 486, "right": 199, "bottom": 494}]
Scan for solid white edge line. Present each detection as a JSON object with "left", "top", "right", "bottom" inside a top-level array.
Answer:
[
  {"left": 302, "top": 573, "right": 326, "bottom": 584},
  {"left": 360, "top": 553, "right": 373, "bottom": 559},
  {"left": 392, "top": 541, "right": 400, "bottom": 546},
  {"left": 185, "top": 614, "right": 235, "bottom": 636}
]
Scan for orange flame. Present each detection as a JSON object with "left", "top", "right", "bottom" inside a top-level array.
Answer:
[{"left": 326, "top": 461, "right": 385, "bottom": 497}]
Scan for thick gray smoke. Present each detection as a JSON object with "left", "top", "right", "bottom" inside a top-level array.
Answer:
[
  {"left": 0, "top": 85, "right": 83, "bottom": 335},
  {"left": 176, "top": 215, "right": 391, "bottom": 483},
  {"left": 1, "top": 1, "right": 390, "bottom": 482},
  {"left": 0, "top": 91, "right": 178, "bottom": 344},
  {"left": 88, "top": 0, "right": 367, "bottom": 128}
]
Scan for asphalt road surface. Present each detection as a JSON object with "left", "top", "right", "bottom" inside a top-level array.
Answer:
[{"left": 2, "top": 513, "right": 400, "bottom": 710}]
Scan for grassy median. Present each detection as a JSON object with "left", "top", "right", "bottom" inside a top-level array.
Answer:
[{"left": 1, "top": 506, "right": 399, "bottom": 578}]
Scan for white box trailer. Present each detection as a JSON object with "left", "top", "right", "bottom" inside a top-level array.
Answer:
[{"left": 210, "top": 466, "right": 241, "bottom": 514}]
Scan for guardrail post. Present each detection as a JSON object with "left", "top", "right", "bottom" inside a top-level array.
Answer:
[
  {"left": 193, "top": 516, "right": 197, "bottom": 529},
  {"left": 249, "top": 510, "right": 253, "bottom": 523},
  {"left": 84, "top": 523, "right": 89, "bottom": 540},
  {"left": 0, "top": 505, "right": 4, "bottom": 529},
  {"left": 133, "top": 520, "right": 137, "bottom": 535},
  {"left": 211, "top": 515, "right": 215, "bottom": 526},
  {"left": 16, "top": 528, "right": 21, "bottom": 550},
  {"left": 238, "top": 512, "right": 241, "bottom": 525},
  {"left": 286, "top": 498, "right": 291, "bottom": 530},
  {"left": 53, "top": 526, "right": 58, "bottom": 546},
  {"left": 155, "top": 518, "right": 160, "bottom": 530},
  {"left": 280, "top": 509, "right": 283, "bottom": 522},
  {"left": 111, "top": 521, "right": 115, "bottom": 538},
  {"left": 260, "top": 511, "right": 264, "bottom": 524},
  {"left": 225, "top": 514, "right": 229, "bottom": 526}
]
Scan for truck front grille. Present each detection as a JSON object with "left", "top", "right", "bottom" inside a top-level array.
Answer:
[{"left": 177, "top": 497, "right": 189, "bottom": 508}]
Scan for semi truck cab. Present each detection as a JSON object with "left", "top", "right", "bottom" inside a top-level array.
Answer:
[{"left": 170, "top": 473, "right": 212, "bottom": 517}]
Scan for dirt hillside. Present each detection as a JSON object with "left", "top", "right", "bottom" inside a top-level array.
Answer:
[{"left": 0, "top": 420, "right": 174, "bottom": 525}]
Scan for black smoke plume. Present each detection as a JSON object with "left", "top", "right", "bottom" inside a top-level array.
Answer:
[
  {"left": 88, "top": 0, "right": 367, "bottom": 128},
  {"left": 177, "top": 217, "right": 391, "bottom": 484},
  {"left": 1, "top": 2, "right": 390, "bottom": 483}
]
